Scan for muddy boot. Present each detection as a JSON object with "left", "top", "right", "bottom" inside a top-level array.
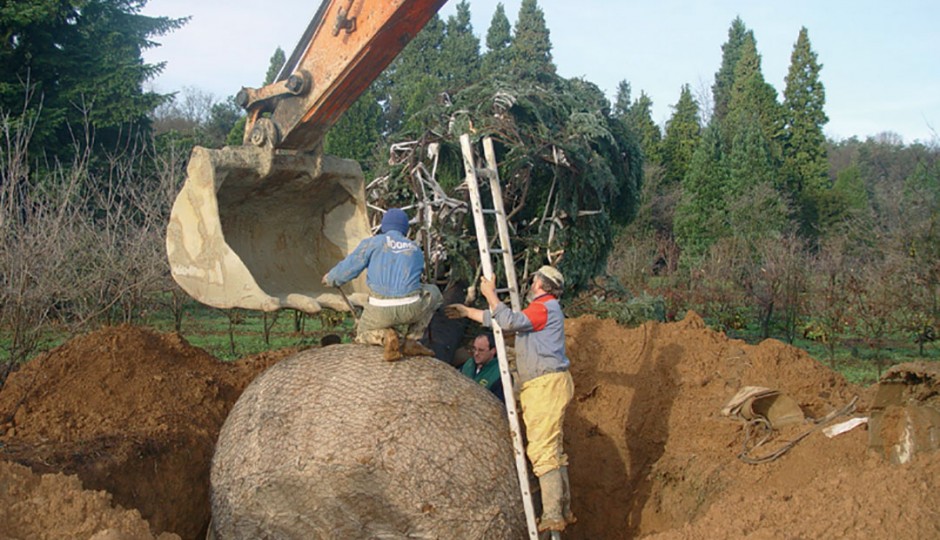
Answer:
[
  {"left": 537, "top": 468, "right": 566, "bottom": 532},
  {"left": 560, "top": 466, "right": 577, "bottom": 525},
  {"left": 383, "top": 328, "right": 402, "bottom": 362},
  {"left": 401, "top": 339, "right": 435, "bottom": 357}
]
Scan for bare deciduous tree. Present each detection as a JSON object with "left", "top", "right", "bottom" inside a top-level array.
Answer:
[{"left": 745, "top": 234, "right": 807, "bottom": 340}]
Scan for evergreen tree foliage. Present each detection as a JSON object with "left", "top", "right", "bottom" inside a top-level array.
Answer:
[
  {"left": 204, "top": 97, "right": 242, "bottom": 147},
  {"left": 509, "top": 0, "right": 555, "bottom": 83},
  {"left": 817, "top": 163, "right": 871, "bottom": 236},
  {"left": 725, "top": 117, "right": 790, "bottom": 243},
  {"left": 376, "top": 73, "right": 642, "bottom": 294},
  {"left": 324, "top": 86, "right": 384, "bottom": 174},
  {"left": 832, "top": 164, "right": 870, "bottom": 214},
  {"left": 674, "top": 123, "right": 729, "bottom": 260},
  {"left": 724, "top": 33, "right": 784, "bottom": 177},
  {"left": 613, "top": 80, "right": 632, "bottom": 118},
  {"left": 660, "top": 84, "right": 701, "bottom": 186},
  {"left": 615, "top": 81, "right": 661, "bottom": 166},
  {"left": 614, "top": 82, "right": 670, "bottom": 236},
  {"left": 0, "top": 0, "right": 186, "bottom": 158},
  {"left": 727, "top": 113, "right": 775, "bottom": 191},
  {"left": 440, "top": 1, "right": 481, "bottom": 91},
  {"left": 381, "top": 14, "right": 446, "bottom": 133},
  {"left": 782, "top": 27, "right": 829, "bottom": 238},
  {"left": 629, "top": 93, "right": 663, "bottom": 164},
  {"left": 712, "top": 17, "right": 751, "bottom": 128},
  {"left": 482, "top": 2, "right": 512, "bottom": 73},
  {"left": 264, "top": 47, "right": 287, "bottom": 85}
]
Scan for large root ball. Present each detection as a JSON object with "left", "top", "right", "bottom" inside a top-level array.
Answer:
[{"left": 211, "top": 344, "right": 526, "bottom": 539}]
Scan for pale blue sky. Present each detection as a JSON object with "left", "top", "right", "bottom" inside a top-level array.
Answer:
[{"left": 142, "top": 0, "right": 940, "bottom": 144}]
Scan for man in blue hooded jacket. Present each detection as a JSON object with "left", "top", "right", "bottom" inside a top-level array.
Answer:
[{"left": 322, "top": 208, "right": 442, "bottom": 361}]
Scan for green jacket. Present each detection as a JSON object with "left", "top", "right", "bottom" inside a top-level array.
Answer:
[{"left": 460, "top": 357, "right": 504, "bottom": 402}]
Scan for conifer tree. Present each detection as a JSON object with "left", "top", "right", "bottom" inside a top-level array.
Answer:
[
  {"left": 661, "top": 85, "right": 701, "bottom": 186},
  {"left": 817, "top": 163, "right": 871, "bottom": 236},
  {"left": 324, "top": 87, "right": 384, "bottom": 172},
  {"left": 382, "top": 15, "right": 446, "bottom": 133},
  {"left": 509, "top": 0, "right": 555, "bottom": 83},
  {"left": 613, "top": 80, "right": 632, "bottom": 118},
  {"left": 727, "top": 113, "right": 776, "bottom": 192},
  {"left": 724, "top": 33, "right": 784, "bottom": 169},
  {"left": 782, "top": 27, "right": 829, "bottom": 238},
  {"left": 0, "top": 0, "right": 186, "bottom": 158},
  {"left": 712, "top": 17, "right": 751, "bottom": 128},
  {"left": 614, "top": 81, "right": 662, "bottom": 165},
  {"left": 631, "top": 97, "right": 663, "bottom": 166},
  {"left": 675, "top": 123, "right": 729, "bottom": 260},
  {"left": 440, "top": 1, "right": 481, "bottom": 91},
  {"left": 264, "top": 47, "right": 287, "bottom": 85},
  {"left": 725, "top": 116, "right": 790, "bottom": 243},
  {"left": 482, "top": 3, "right": 513, "bottom": 74}
]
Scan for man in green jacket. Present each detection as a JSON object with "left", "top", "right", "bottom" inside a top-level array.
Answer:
[{"left": 460, "top": 333, "right": 504, "bottom": 402}]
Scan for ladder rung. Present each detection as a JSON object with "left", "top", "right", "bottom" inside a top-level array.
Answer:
[
  {"left": 475, "top": 167, "right": 496, "bottom": 179},
  {"left": 481, "top": 208, "right": 497, "bottom": 215},
  {"left": 489, "top": 248, "right": 505, "bottom": 255},
  {"left": 495, "top": 287, "right": 512, "bottom": 294}
]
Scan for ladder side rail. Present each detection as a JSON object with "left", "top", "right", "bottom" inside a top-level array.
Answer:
[
  {"left": 459, "top": 134, "right": 539, "bottom": 539},
  {"left": 482, "top": 137, "right": 522, "bottom": 311}
]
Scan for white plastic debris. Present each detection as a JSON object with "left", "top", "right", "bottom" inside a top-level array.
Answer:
[{"left": 823, "top": 416, "right": 869, "bottom": 438}]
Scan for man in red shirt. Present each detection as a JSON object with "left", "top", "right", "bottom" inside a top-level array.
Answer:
[{"left": 446, "top": 266, "right": 575, "bottom": 532}]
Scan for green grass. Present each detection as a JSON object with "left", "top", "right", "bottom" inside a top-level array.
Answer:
[
  {"left": 143, "top": 303, "right": 359, "bottom": 361},
  {"left": 4, "top": 299, "right": 937, "bottom": 384},
  {"left": 718, "top": 323, "right": 939, "bottom": 386},
  {"left": 0, "top": 300, "right": 359, "bottom": 365}
]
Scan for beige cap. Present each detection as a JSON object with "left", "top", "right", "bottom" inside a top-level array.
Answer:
[{"left": 536, "top": 265, "right": 564, "bottom": 289}]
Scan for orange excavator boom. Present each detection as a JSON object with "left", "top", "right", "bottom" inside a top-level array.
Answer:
[{"left": 238, "top": 0, "right": 447, "bottom": 152}]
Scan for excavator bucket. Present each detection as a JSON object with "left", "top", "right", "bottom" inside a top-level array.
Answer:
[{"left": 166, "top": 145, "right": 371, "bottom": 313}]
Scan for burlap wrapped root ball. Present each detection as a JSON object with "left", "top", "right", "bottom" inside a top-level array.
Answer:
[{"left": 211, "top": 344, "right": 526, "bottom": 539}]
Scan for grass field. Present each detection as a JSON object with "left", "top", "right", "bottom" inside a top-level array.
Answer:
[{"left": 4, "top": 299, "right": 937, "bottom": 387}]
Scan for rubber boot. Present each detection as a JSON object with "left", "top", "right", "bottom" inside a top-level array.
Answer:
[
  {"left": 383, "top": 328, "right": 402, "bottom": 362},
  {"left": 537, "top": 468, "right": 566, "bottom": 532},
  {"left": 402, "top": 339, "right": 435, "bottom": 357},
  {"left": 560, "top": 466, "right": 577, "bottom": 525}
]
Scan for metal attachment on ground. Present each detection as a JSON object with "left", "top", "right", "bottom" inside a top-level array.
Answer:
[{"left": 737, "top": 395, "right": 859, "bottom": 465}]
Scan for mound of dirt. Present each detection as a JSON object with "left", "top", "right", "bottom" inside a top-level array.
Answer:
[
  {"left": 0, "top": 460, "right": 179, "bottom": 540},
  {"left": 0, "top": 325, "right": 291, "bottom": 539},
  {"left": 1, "top": 314, "right": 937, "bottom": 539},
  {"left": 563, "top": 312, "right": 940, "bottom": 539}
]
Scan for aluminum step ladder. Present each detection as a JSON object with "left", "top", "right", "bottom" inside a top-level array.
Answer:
[{"left": 460, "top": 134, "right": 560, "bottom": 540}]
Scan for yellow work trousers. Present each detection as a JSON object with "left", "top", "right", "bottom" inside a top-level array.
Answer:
[{"left": 519, "top": 370, "right": 574, "bottom": 477}]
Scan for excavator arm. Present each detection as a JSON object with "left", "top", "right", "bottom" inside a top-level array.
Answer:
[
  {"left": 166, "top": 0, "right": 446, "bottom": 314},
  {"left": 239, "top": 0, "right": 447, "bottom": 152}
]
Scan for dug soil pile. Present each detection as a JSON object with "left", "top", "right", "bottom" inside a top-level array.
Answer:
[
  {"left": 1, "top": 314, "right": 938, "bottom": 539},
  {"left": 0, "top": 325, "right": 293, "bottom": 539}
]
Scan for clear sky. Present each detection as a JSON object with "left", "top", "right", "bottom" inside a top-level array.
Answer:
[{"left": 141, "top": 0, "right": 940, "bottom": 145}]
